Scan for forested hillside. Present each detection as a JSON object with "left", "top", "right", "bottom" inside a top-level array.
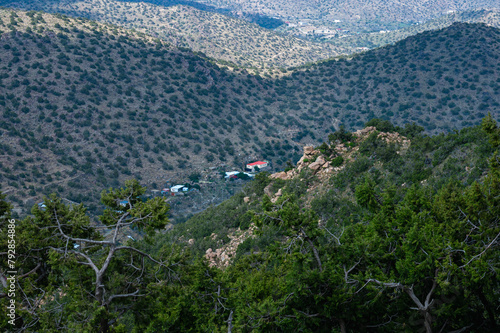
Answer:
[
  {"left": 0, "top": 0, "right": 342, "bottom": 69},
  {"left": 1, "top": 8, "right": 500, "bottom": 217},
  {"left": 0, "top": 9, "right": 303, "bottom": 216},
  {"left": 196, "top": 0, "right": 498, "bottom": 31},
  {"left": 2, "top": 117, "right": 499, "bottom": 332},
  {"left": 1, "top": 2, "right": 499, "bottom": 332},
  {"left": 286, "top": 22, "right": 500, "bottom": 133},
  {"left": 327, "top": 8, "right": 500, "bottom": 49}
]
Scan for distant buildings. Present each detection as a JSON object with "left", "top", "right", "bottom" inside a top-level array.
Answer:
[
  {"left": 225, "top": 171, "right": 241, "bottom": 178},
  {"left": 224, "top": 171, "right": 255, "bottom": 180},
  {"left": 246, "top": 161, "right": 269, "bottom": 171},
  {"left": 38, "top": 202, "right": 47, "bottom": 211},
  {"left": 170, "top": 185, "right": 188, "bottom": 193}
]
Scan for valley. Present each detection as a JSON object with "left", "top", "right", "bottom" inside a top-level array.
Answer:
[
  {"left": 0, "top": 3, "right": 499, "bottom": 332},
  {"left": 1, "top": 8, "right": 500, "bottom": 219}
]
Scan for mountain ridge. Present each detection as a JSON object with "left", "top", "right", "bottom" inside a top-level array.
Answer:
[
  {"left": 0, "top": 9, "right": 499, "bottom": 218},
  {"left": 0, "top": 0, "right": 344, "bottom": 69}
]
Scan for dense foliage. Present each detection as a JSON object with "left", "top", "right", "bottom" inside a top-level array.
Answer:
[{"left": 3, "top": 120, "right": 498, "bottom": 332}]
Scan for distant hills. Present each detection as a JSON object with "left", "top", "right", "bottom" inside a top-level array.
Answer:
[
  {"left": 0, "top": 8, "right": 499, "bottom": 216},
  {"left": 328, "top": 8, "right": 500, "bottom": 49},
  {"left": 287, "top": 22, "right": 500, "bottom": 133},
  {"left": 196, "top": 0, "right": 499, "bottom": 31},
  {"left": 3, "top": 0, "right": 500, "bottom": 67},
  {"left": 0, "top": 0, "right": 343, "bottom": 69}
]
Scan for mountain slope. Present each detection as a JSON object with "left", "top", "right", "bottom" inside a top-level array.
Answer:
[
  {"left": 143, "top": 120, "right": 499, "bottom": 332},
  {"left": 4, "top": 119, "right": 499, "bottom": 333},
  {"left": 170, "top": 120, "right": 496, "bottom": 258},
  {"left": 0, "top": 0, "right": 343, "bottom": 69},
  {"left": 282, "top": 22, "right": 500, "bottom": 132},
  {"left": 1, "top": 9, "right": 500, "bottom": 217},
  {"left": 0, "top": 9, "right": 301, "bottom": 215},
  {"left": 329, "top": 8, "right": 500, "bottom": 49},
  {"left": 197, "top": 0, "right": 499, "bottom": 29}
]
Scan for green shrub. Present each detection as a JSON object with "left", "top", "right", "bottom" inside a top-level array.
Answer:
[{"left": 331, "top": 156, "right": 344, "bottom": 167}]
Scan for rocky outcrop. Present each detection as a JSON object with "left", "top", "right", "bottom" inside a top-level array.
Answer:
[
  {"left": 205, "top": 224, "right": 257, "bottom": 268},
  {"left": 308, "top": 155, "right": 326, "bottom": 171},
  {"left": 354, "top": 126, "right": 411, "bottom": 153},
  {"left": 354, "top": 126, "right": 377, "bottom": 138},
  {"left": 269, "top": 171, "right": 291, "bottom": 180},
  {"left": 267, "top": 129, "right": 411, "bottom": 197}
]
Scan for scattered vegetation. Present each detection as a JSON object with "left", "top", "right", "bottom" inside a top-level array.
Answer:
[
  {"left": 2, "top": 119, "right": 499, "bottom": 332},
  {"left": 2, "top": 0, "right": 342, "bottom": 69},
  {"left": 0, "top": 8, "right": 499, "bottom": 218}
]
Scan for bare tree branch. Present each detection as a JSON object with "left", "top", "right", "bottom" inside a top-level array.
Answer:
[
  {"left": 344, "top": 259, "right": 361, "bottom": 284},
  {"left": 18, "top": 262, "right": 42, "bottom": 279},
  {"left": 322, "top": 225, "right": 344, "bottom": 245},
  {"left": 114, "top": 246, "right": 167, "bottom": 267},
  {"left": 300, "top": 228, "right": 323, "bottom": 272},
  {"left": 48, "top": 247, "right": 99, "bottom": 275},
  {"left": 459, "top": 230, "right": 500, "bottom": 268},
  {"left": 105, "top": 289, "right": 145, "bottom": 306}
]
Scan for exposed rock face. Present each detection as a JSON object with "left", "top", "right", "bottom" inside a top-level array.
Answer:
[
  {"left": 205, "top": 224, "right": 257, "bottom": 268},
  {"left": 308, "top": 155, "right": 326, "bottom": 171},
  {"left": 271, "top": 188, "right": 283, "bottom": 203},
  {"left": 303, "top": 146, "right": 315, "bottom": 154},
  {"left": 267, "top": 129, "right": 411, "bottom": 195},
  {"left": 354, "top": 126, "right": 411, "bottom": 153},
  {"left": 264, "top": 183, "right": 274, "bottom": 197},
  {"left": 270, "top": 171, "right": 288, "bottom": 180},
  {"left": 354, "top": 126, "right": 376, "bottom": 138}
]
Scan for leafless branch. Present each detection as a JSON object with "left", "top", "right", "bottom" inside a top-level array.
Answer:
[
  {"left": 53, "top": 211, "right": 113, "bottom": 246},
  {"left": 460, "top": 230, "right": 500, "bottom": 268},
  {"left": 48, "top": 247, "right": 99, "bottom": 275},
  {"left": 322, "top": 225, "right": 344, "bottom": 245},
  {"left": 300, "top": 227, "right": 323, "bottom": 272},
  {"left": 227, "top": 310, "right": 234, "bottom": 333},
  {"left": 344, "top": 259, "right": 361, "bottom": 284},
  {"left": 366, "top": 314, "right": 397, "bottom": 328},
  {"left": 105, "top": 289, "right": 144, "bottom": 306},
  {"left": 114, "top": 246, "right": 167, "bottom": 267}
]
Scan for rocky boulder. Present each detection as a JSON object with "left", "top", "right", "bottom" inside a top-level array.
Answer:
[{"left": 308, "top": 155, "right": 326, "bottom": 171}]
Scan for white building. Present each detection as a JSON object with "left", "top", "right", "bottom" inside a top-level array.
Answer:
[
  {"left": 246, "top": 161, "right": 269, "bottom": 170},
  {"left": 170, "top": 185, "right": 187, "bottom": 193}
]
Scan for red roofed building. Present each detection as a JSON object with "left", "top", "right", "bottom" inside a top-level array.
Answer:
[{"left": 246, "top": 161, "right": 269, "bottom": 171}]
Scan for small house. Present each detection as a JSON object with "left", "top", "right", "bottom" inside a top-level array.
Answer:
[
  {"left": 246, "top": 161, "right": 269, "bottom": 171},
  {"left": 170, "top": 185, "right": 185, "bottom": 193},
  {"left": 224, "top": 171, "right": 241, "bottom": 178},
  {"left": 170, "top": 185, "right": 189, "bottom": 193}
]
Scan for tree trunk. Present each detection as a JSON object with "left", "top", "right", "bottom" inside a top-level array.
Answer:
[
  {"left": 340, "top": 318, "right": 346, "bottom": 333},
  {"left": 100, "top": 310, "right": 110, "bottom": 333},
  {"left": 95, "top": 273, "right": 105, "bottom": 305},
  {"left": 227, "top": 310, "right": 233, "bottom": 333},
  {"left": 423, "top": 311, "right": 432, "bottom": 333},
  {"left": 477, "top": 289, "right": 497, "bottom": 330},
  {"left": 301, "top": 228, "right": 323, "bottom": 272}
]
